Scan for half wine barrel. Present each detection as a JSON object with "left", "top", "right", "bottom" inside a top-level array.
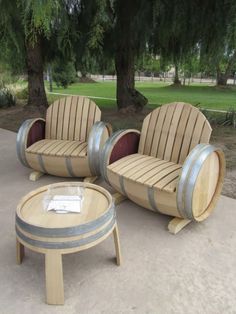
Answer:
[
  {"left": 15, "top": 182, "right": 116, "bottom": 254},
  {"left": 106, "top": 144, "right": 225, "bottom": 222}
]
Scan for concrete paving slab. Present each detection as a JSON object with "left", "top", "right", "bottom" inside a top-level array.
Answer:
[{"left": 0, "top": 128, "right": 236, "bottom": 314}]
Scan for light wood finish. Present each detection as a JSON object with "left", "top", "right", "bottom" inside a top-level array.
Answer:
[
  {"left": 18, "top": 96, "right": 106, "bottom": 178},
  {"left": 112, "top": 192, "right": 127, "bottom": 205},
  {"left": 108, "top": 154, "right": 181, "bottom": 193},
  {"left": 15, "top": 182, "right": 121, "bottom": 305},
  {"left": 45, "top": 251, "right": 64, "bottom": 305},
  {"left": 103, "top": 102, "right": 225, "bottom": 232},
  {"left": 45, "top": 96, "right": 101, "bottom": 141},
  {"left": 107, "top": 167, "right": 179, "bottom": 217},
  {"left": 191, "top": 149, "right": 225, "bottom": 221},
  {"left": 168, "top": 218, "right": 191, "bottom": 234},
  {"left": 83, "top": 176, "right": 98, "bottom": 183},
  {"left": 16, "top": 238, "right": 24, "bottom": 264},
  {"left": 29, "top": 171, "right": 44, "bottom": 181},
  {"left": 138, "top": 102, "right": 212, "bottom": 164},
  {"left": 113, "top": 224, "right": 122, "bottom": 265},
  {"left": 100, "top": 129, "right": 140, "bottom": 182}
]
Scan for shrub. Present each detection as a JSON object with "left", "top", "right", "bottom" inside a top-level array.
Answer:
[
  {"left": 0, "top": 87, "right": 16, "bottom": 108},
  {"left": 15, "top": 87, "right": 28, "bottom": 100},
  {"left": 52, "top": 60, "right": 76, "bottom": 89}
]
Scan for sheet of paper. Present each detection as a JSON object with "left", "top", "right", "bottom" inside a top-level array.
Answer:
[{"left": 47, "top": 195, "right": 82, "bottom": 213}]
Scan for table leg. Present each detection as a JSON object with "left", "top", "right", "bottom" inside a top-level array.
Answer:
[
  {"left": 113, "top": 224, "right": 122, "bottom": 266},
  {"left": 16, "top": 238, "right": 25, "bottom": 264},
  {"left": 45, "top": 251, "right": 64, "bottom": 305}
]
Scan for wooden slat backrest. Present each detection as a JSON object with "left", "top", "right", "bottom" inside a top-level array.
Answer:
[
  {"left": 138, "top": 102, "right": 212, "bottom": 164},
  {"left": 45, "top": 96, "right": 101, "bottom": 141}
]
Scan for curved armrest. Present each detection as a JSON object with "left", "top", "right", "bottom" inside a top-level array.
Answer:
[
  {"left": 100, "top": 129, "right": 140, "bottom": 182},
  {"left": 176, "top": 143, "right": 225, "bottom": 221},
  {"left": 87, "top": 121, "right": 112, "bottom": 176},
  {"left": 16, "top": 118, "right": 45, "bottom": 167}
]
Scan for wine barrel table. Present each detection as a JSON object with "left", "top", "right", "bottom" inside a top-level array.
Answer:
[{"left": 15, "top": 182, "right": 121, "bottom": 305}]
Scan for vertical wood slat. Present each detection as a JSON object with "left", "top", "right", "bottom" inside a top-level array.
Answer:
[
  {"left": 85, "top": 101, "right": 96, "bottom": 139},
  {"left": 49, "top": 100, "right": 60, "bottom": 139},
  {"left": 45, "top": 105, "right": 52, "bottom": 139},
  {"left": 94, "top": 105, "right": 101, "bottom": 123},
  {"left": 142, "top": 110, "right": 160, "bottom": 156},
  {"left": 46, "top": 96, "right": 101, "bottom": 141},
  {"left": 188, "top": 113, "right": 207, "bottom": 152},
  {"left": 163, "top": 103, "right": 185, "bottom": 161},
  {"left": 80, "top": 98, "right": 90, "bottom": 141},
  {"left": 171, "top": 105, "right": 192, "bottom": 163},
  {"left": 138, "top": 114, "right": 151, "bottom": 154},
  {"left": 177, "top": 107, "right": 199, "bottom": 164},
  {"left": 62, "top": 97, "right": 72, "bottom": 140},
  {"left": 199, "top": 120, "right": 212, "bottom": 144},
  {"left": 74, "top": 97, "right": 85, "bottom": 140},
  {"left": 157, "top": 104, "right": 176, "bottom": 159},
  {"left": 68, "top": 96, "right": 78, "bottom": 140},
  {"left": 149, "top": 105, "right": 169, "bottom": 158},
  {"left": 56, "top": 98, "right": 66, "bottom": 140},
  {"left": 138, "top": 102, "right": 212, "bottom": 165}
]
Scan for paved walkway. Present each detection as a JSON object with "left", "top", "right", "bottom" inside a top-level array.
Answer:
[{"left": 0, "top": 128, "right": 236, "bottom": 314}]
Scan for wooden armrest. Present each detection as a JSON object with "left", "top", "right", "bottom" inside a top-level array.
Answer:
[
  {"left": 176, "top": 143, "right": 225, "bottom": 221},
  {"left": 100, "top": 129, "right": 140, "bottom": 182},
  {"left": 87, "top": 121, "right": 112, "bottom": 176},
  {"left": 16, "top": 118, "right": 45, "bottom": 167}
]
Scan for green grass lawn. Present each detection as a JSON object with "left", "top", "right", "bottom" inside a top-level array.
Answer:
[{"left": 45, "top": 81, "right": 236, "bottom": 110}]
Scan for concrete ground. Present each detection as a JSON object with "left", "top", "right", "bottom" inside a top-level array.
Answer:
[{"left": 0, "top": 128, "right": 236, "bottom": 314}]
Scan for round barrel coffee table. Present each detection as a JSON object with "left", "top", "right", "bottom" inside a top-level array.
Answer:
[{"left": 15, "top": 182, "right": 121, "bottom": 305}]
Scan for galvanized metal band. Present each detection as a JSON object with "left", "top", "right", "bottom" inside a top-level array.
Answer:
[
  {"left": 87, "top": 122, "right": 101, "bottom": 175},
  {"left": 38, "top": 154, "right": 47, "bottom": 173},
  {"left": 65, "top": 157, "right": 76, "bottom": 177},
  {"left": 16, "top": 216, "right": 116, "bottom": 250},
  {"left": 16, "top": 203, "right": 115, "bottom": 238},
  {"left": 88, "top": 121, "right": 110, "bottom": 176},
  {"left": 176, "top": 144, "right": 208, "bottom": 218},
  {"left": 119, "top": 176, "right": 128, "bottom": 197},
  {"left": 16, "top": 119, "right": 33, "bottom": 167},
  {"left": 16, "top": 118, "right": 45, "bottom": 168},
  {"left": 147, "top": 186, "right": 160, "bottom": 212},
  {"left": 100, "top": 129, "right": 125, "bottom": 183},
  {"left": 184, "top": 145, "right": 217, "bottom": 220}
]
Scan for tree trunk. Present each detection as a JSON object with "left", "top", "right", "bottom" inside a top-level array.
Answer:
[
  {"left": 216, "top": 71, "right": 228, "bottom": 86},
  {"left": 173, "top": 64, "right": 181, "bottom": 85},
  {"left": 115, "top": 50, "right": 147, "bottom": 113},
  {"left": 25, "top": 37, "right": 47, "bottom": 109},
  {"left": 216, "top": 51, "right": 236, "bottom": 86},
  {"left": 114, "top": 0, "right": 147, "bottom": 113}
]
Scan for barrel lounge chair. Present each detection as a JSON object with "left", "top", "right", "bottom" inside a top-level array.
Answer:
[
  {"left": 100, "top": 102, "right": 225, "bottom": 234},
  {"left": 17, "top": 96, "right": 111, "bottom": 181}
]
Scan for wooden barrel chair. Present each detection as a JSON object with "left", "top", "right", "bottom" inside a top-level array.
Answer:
[
  {"left": 100, "top": 102, "right": 225, "bottom": 234},
  {"left": 17, "top": 96, "right": 112, "bottom": 180}
]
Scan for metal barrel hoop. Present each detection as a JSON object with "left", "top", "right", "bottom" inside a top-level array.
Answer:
[
  {"left": 177, "top": 144, "right": 221, "bottom": 220},
  {"left": 88, "top": 122, "right": 113, "bottom": 176},
  {"left": 100, "top": 129, "right": 125, "bottom": 183},
  {"left": 16, "top": 118, "right": 45, "bottom": 168}
]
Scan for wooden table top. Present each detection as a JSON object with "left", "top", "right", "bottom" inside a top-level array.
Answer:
[{"left": 16, "top": 182, "right": 113, "bottom": 229}]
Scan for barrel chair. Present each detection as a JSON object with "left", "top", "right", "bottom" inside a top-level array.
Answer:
[
  {"left": 17, "top": 96, "right": 112, "bottom": 181},
  {"left": 100, "top": 102, "right": 225, "bottom": 234}
]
